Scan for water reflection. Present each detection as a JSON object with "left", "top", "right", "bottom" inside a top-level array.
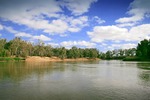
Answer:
[
  {"left": 139, "top": 71, "right": 150, "bottom": 82},
  {"left": 0, "top": 61, "right": 61, "bottom": 82},
  {"left": 137, "top": 62, "right": 150, "bottom": 70},
  {"left": 0, "top": 61, "right": 150, "bottom": 100},
  {"left": 0, "top": 61, "right": 98, "bottom": 82},
  {"left": 138, "top": 71, "right": 150, "bottom": 87}
]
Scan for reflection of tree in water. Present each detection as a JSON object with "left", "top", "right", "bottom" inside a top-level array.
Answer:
[
  {"left": 0, "top": 61, "right": 97, "bottom": 82},
  {"left": 0, "top": 61, "right": 67, "bottom": 82},
  {"left": 137, "top": 63, "right": 150, "bottom": 86},
  {"left": 137, "top": 63, "right": 150, "bottom": 70},
  {"left": 138, "top": 71, "right": 150, "bottom": 87},
  {"left": 139, "top": 71, "right": 150, "bottom": 82},
  {"left": 137, "top": 62, "right": 150, "bottom": 86}
]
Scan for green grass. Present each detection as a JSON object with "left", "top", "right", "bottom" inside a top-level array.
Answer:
[
  {"left": 123, "top": 56, "right": 150, "bottom": 61},
  {"left": 123, "top": 57, "right": 141, "bottom": 61},
  {"left": 0, "top": 57, "right": 25, "bottom": 61}
]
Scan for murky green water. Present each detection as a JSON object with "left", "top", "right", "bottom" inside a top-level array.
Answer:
[{"left": 0, "top": 60, "right": 150, "bottom": 100}]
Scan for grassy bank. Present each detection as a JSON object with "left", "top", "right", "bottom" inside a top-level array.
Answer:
[
  {"left": 123, "top": 57, "right": 150, "bottom": 61},
  {"left": 0, "top": 57, "right": 25, "bottom": 61},
  {"left": 123, "top": 57, "right": 141, "bottom": 61}
]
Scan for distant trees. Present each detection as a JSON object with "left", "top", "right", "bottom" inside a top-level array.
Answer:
[
  {"left": 99, "top": 39, "right": 150, "bottom": 61},
  {"left": 0, "top": 38, "right": 99, "bottom": 59},
  {"left": 1, "top": 37, "right": 149, "bottom": 60},
  {"left": 99, "top": 48, "right": 136, "bottom": 60}
]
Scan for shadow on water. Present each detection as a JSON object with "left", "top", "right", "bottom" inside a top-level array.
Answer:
[
  {"left": 139, "top": 71, "right": 150, "bottom": 82},
  {"left": 137, "top": 62, "right": 150, "bottom": 70},
  {"left": 138, "top": 71, "right": 150, "bottom": 87},
  {"left": 137, "top": 62, "right": 150, "bottom": 86}
]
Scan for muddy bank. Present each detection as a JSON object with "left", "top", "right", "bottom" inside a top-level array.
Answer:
[{"left": 25, "top": 56, "right": 100, "bottom": 62}]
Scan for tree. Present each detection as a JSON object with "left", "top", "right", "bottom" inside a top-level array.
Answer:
[
  {"left": 106, "top": 51, "right": 112, "bottom": 59},
  {"left": 59, "top": 47, "right": 66, "bottom": 59},
  {"left": 136, "top": 39, "right": 150, "bottom": 59},
  {"left": 0, "top": 39, "right": 7, "bottom": 57}
]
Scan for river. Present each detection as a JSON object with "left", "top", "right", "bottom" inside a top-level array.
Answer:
[{"left": 0, "top": 60, "right": 150, "bottom": 100}]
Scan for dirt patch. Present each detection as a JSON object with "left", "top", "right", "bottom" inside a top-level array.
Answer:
[{"left": 25, "top": 56, "right": 100, "bottom": 62}]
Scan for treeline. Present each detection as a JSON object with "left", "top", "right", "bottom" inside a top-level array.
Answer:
[
  {"left": 99, "top": 48, "right": 136, "bottom": 60},
  {"left": 100, "top": 39, "right": 150, "bottom": 61},
  {"left": 0, "top": 37, "right": 149, "bottom": 61},
  {"left": 136, "top": 39, "right": 150, "bottom": 60},
  {"left": 0, "top": 37, "right": 99, "bottom": 59}
]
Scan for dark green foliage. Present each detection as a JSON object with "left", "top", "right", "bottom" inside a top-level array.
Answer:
[
  {"left": 123, "top": 57, "right": 141, "bottom": 61},
  {"left": 0, "top": 57, "right": 24, "bottom": 61},
  {"left": 136, "top": 39, "right": 150, "bottom": 60},
  {"left": 0, "top": 38, "right": 99, "bottom": 59}
]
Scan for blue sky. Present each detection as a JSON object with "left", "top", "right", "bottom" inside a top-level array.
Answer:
[{"left": 0, "top": 0, "right": 150, "bottom": 52}]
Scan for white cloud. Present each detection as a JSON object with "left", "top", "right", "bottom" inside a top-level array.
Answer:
[
  {"left": 69, "top": 16, "right": 88, "bottom": 27},
  {"left": 61, "top": 0, "right": 97, "bottom": 16},
  {"left": 115, "top": 0, "right": 150, "bottom": 26},
  {"left": 15, "top": 32, "right": 32, "bottom": 37},
  {"left": 0, "top": 24, "right": 3, "bottom": 30},
  {"left": 32, "top": 34, "right": 51, "bottom": 41},
  {"left": 93, "top": 16, "right": 105, "bottom": 24},
  {"left": 87, "top": 24, "right": 150, "bottom": 43},
  {"left": 87, "top": 25, "right": 128, "bottom": 42},
  {"left": 4, "top": 26, "right": 18, "bottom": 33},
  {"left": 107, "top": 43, "right": 137, "bottom": 50},
  {"left": 116, "top": 22, "right": 137, "bottom": 27},
  {"left": 60, "top": 41, "right": 96, "bottom": 48},
  {"left": 0, "top": 34, "right": 1, "bottom": 37},
  {"left": 67, "top": 16, "right": 89, "bottom": 32},
  {"left": 47, "top": 42, "right": 59, "bottom": 47},
  {"left": 0, "top": 0, "right": 90, "bottom": 36},
  {"left": 43, "top": 19, "right": 69, "bottom": 35},
  {"left": 44, "top": 16, "right": 89, "bottom": 34},
  {"left": 4, "top": 26, "right": 51, "bottom": 41}
]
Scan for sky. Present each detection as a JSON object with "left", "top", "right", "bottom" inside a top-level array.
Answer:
[{"left": 0, "top": 0, "right": 150, "bottom": 52}]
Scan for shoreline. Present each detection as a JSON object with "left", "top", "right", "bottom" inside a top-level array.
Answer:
[{"left": 25, "top": 56, "right": 100, "bottom": 62}]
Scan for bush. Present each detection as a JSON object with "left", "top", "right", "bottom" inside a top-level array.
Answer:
[{"left": 123, "top": 57, "right": 141, "bottom": 61}]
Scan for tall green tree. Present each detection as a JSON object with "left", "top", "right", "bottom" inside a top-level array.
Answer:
[{"left": 136, "top": 39, "right": 150, "bottom": 59}]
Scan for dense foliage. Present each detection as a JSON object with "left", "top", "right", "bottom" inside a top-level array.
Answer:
[
  {"left": 99, "top": 48, "right": 136, "bottom": 60},
  {"left": 0, "top": 37, "right": 99, "bottom": 59},
  {"left": 0, "top": 38, "right": 149, "bottom": 61},
  {"left": 136, "top": 39, "right": 150, "bottom": 60},
  {"left": 99, "top": 39, "right": 150, "bottom": 61}
]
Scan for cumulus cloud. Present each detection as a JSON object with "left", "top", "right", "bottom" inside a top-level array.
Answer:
[
  {"left": 4, "top": 26, "right": 51, "bottom": 41},
  {"left": 93, "top": 16, "right": 105, "bottom": 24},
  {"left": 61, "top": 0, "right": 97, "bottom": 16},
  {"left": 115, "top": 0, "right": 150, "bottom": 26},
  {"left": 0, "top": 0, "right": 94, "bottom": 36},
  {"left": 107, "top": 43, "right": 137, "bottom": 50},
  {"left": 116, "top": 22, "right": 137, "bottom": 27},
  {"left": 87, "top": 25, "right": 128, "bottom": 42},
  {"left": 60, "top": 41, "right": 96, "bottom": 48},
  {"left": 87, "top": 24, "right": 150, "bottom": 43},
  {"left": 0, "top": 24, "right": 3, "bottom": 30},
  {"left": 47, "top": 42, "right": 59, "bottom": 47},
  {"left": 32, "top": 35, "right": 51, "bottom": 41}
]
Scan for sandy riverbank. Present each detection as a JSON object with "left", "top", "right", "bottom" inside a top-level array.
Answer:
[{"left": 25, "top": 56, "right": 100, "bottom": 62}]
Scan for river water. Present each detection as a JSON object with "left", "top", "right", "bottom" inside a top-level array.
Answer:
[{"left": 0, "top": 60, "right": 150, "bottom": 100}]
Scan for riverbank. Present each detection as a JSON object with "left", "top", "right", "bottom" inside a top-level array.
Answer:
[
  {"left": 123, "top": 57, "right": 150, "bottom": 61},
  {"left": 0, "top": 57, "right": 25, "bottom": 61},
  {"left": 25, "top": 56, "right": 100, "bottom": 62}
]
